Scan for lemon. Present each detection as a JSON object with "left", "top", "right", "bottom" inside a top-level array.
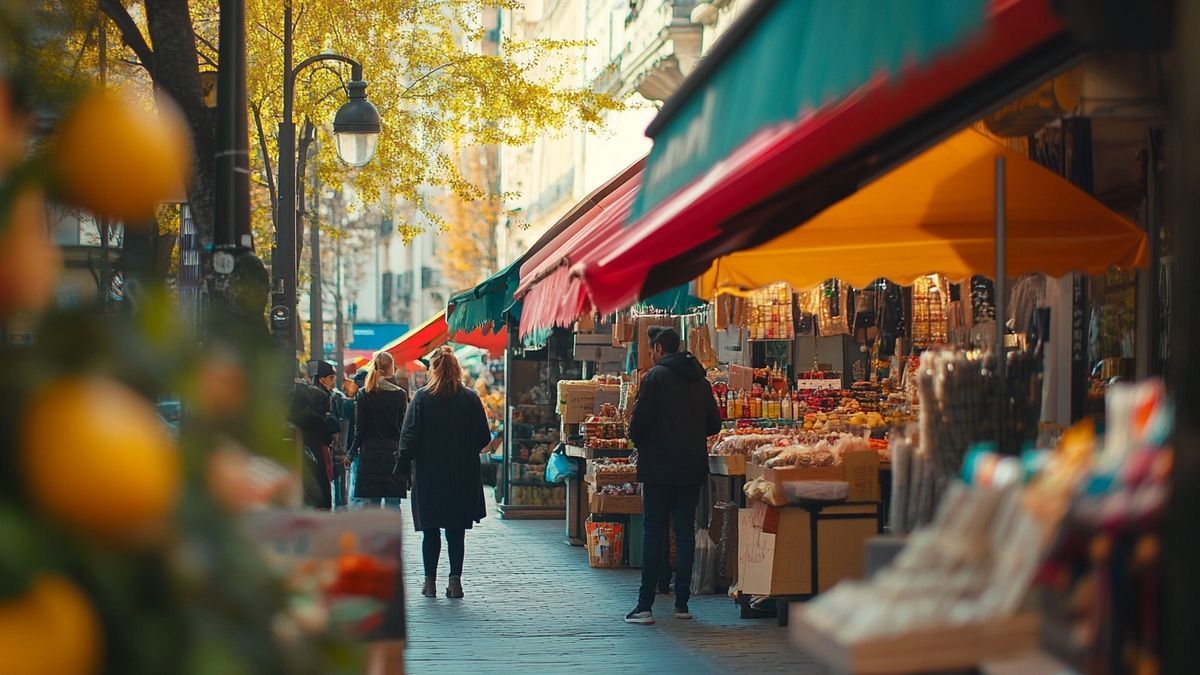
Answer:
[
  {"left": 21, "top": 377, "right": 181, "bottom": 540},
  {"left": 0, "top": 574, "right": 101, "bottom": 675},
  {"left": 53, "top": 88, "right": 191, "bottom": 222}
]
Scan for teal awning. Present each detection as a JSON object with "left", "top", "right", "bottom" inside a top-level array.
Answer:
[
  {"left": 633, "top": 0, "right": 986, "bottom": 220},
  {"left": 637, "top": 284, "right": 706, "bottom": 315},
  {"left": 446, "top": 262, "right": 520, "bottom": 335}
]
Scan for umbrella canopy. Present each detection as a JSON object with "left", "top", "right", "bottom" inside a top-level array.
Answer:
[
  {"left": 380, "top": 310, "right": 506, "bottom": 365},
  {"left": 699, "top": 128, "right": 1147, "bottom": 297}
]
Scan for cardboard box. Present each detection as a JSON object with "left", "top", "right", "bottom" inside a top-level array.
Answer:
[
  {"left": 744, "top": 450, "right": 880, "bottom": 502},
  {"left": 557, "top": 382, "right": 622, "bottom": 423},
  {"left": 708, "top": 454, "right": 747, "bottom": 476},
  {"left": 588, "top": 486, "right": 643, "bottom": 515},
  {"left": 737, "top": 503, "right": 879, "bottom": 596}
]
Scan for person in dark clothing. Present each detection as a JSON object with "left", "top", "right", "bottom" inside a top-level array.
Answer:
[
  {"left": 342, "top": 368, "right": 369, "bottom": 502},
  {"left": 289, "top": 362, "right": 341, "bottom": 510},
  {"left": 625, "top": 327, "right": 722, "bottom": 624},
  {"left": 352, "top": 352, "right": 409, "bottom": 508},
  {"left": 397, "top": 346, "right": 490, "bottom": 600}
]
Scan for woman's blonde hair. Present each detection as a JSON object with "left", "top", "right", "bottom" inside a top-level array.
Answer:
[
  {"left": 426, "top": 346, "right": 462, "bottom": 397},
  {"left": 365, "top": 351, "right": 395, "bottom": 393}
]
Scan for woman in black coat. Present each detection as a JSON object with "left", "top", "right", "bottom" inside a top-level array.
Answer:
[
  {"left": 397, "top": 346, "right": 490, "bottom": 599},
  {"left": 352, "top": 351, "right": 409, "bottom": 507}
]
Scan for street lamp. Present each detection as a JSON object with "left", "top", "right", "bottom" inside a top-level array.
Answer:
[
  {"left": 332, "top": 80, "right": 381, "bottom": 168},
  {"left": 273, "top": 0, "right": 381, "bottom": 365}
]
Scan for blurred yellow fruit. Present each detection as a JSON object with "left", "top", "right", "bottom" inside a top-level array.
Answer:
[
  {"left": 21, "top": 377, "right": 181, "bottom": 539},
  {"left": 54, "top": 89, "right": 191, "bottom": 222},
  {"left": 0, "top": 574, "right": 101, "bottom": 675},
  {"left": 0, "top": 187, "right": 62, "bottom": 315}
]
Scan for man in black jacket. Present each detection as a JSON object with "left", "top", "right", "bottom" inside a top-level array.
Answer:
[{"left": 625, "top": 327, "right": 721, "bottom": 624}]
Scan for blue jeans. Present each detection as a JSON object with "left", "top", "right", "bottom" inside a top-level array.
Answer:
[{"left": 638, "top": 483, "right": 700, "bottom": 609}]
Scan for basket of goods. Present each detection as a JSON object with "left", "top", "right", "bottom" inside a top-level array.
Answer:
[
  {"left": 585, "top": 520, "right": 625, "bottom": 568},
  {"left": 586, "top": 457, "right": 638, "bottom": 486}
]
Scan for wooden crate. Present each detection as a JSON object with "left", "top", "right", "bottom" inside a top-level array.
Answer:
[
  {"left": 788, "top": 610, "right": 1040, "bottom": 674},
  {"left": 588, "top": 486, "right": 643, "bottom": 515},
  {"left": 584, "top": 465, "right": 638, "bottom": 487},
  {"left": 708, "top": 454, "right": 747, "bottom": 476}
]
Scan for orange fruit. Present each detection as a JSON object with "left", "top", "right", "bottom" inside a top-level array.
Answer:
[
  {"left": 21, "top": 376, "right": 181, "bottom": 540},
  {"left": 0, "top": 574, "right": 102, "bottom": 675},
  {"left": 0, "top": 187, "right": 62, "bottom": 316},
  {"left": 53, "top": 88, "right": 191, "bottom": 223}
]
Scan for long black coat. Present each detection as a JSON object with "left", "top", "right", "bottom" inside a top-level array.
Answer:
[
  {"left": 353, "top": 381, "right": 409, "bottom": 500},
  {"left": 397, "top": 387, "right": 490, "bottom": 531}
]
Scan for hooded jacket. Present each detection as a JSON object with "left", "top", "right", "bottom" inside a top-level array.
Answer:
[{"left": 629, "top": 351, "right": 722, "bottom": 486}]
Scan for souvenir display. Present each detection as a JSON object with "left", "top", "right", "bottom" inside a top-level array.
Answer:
[{"left": 748, "top": 283, "right": 795, "bottom": 340}]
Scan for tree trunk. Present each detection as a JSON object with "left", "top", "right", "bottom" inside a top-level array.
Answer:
[{"left": 143, "top": 0, "right": 217, "bottom": 244}]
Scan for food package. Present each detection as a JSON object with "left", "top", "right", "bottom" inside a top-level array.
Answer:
[{"left": 782, "top": 480, "right": 849, "bottom": 502}]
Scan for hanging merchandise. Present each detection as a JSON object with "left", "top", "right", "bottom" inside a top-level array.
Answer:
[
  {"left": 747, "top": 283, "right": 795, "bottom": 340},
  {"left": 1007, "top": 274, "right": 1047, "bottom": 336},
  {"left": 971, "top": 275, "right": 997, "bottom": 326},
  {"left": 689, "top": 323, "right": 719, "bottom": 369},
  {"left": 611, "top": 311, "right": 635, "bottom": 347},
  {"left": 877, "top": 282, "right": 905, "bottom": 357},
  {"left": 715, "top": 294, "right": 748, "bottom": 331},
  {"left": 817, "top": 280, "right": 850, "bottom": 336},
  {"left": 910, "top": 274, "right": 950, "bottom": 346}
]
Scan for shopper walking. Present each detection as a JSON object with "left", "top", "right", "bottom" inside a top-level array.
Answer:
[
  {"left": 352, "top": 352, "right": 409, "bottom": 509},
  {"left": 289, "top": 361, "right": 341, "bottom": 510},
  {"left": 397, "top": 346, "right": 490, "bottom": 599},
  {"left": 624, "top": 327, "right": 722, "bottom": 624},
  {"left": 343, "top": 368, "right": 369, "bottom": 503}
]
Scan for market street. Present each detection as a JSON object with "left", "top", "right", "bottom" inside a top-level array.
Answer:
[{"left": 401, "top": 494, "right": 821, "bottom": 674}]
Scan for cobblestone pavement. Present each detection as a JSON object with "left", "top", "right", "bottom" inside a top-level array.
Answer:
[{"left": 400, "top": 493, "right": 823, "bottom": 674}]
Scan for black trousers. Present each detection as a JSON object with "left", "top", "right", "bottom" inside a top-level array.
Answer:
[
  {"left": 638, "top": 483, "right": 700, "bottom": 609},
  {"left": 422, "top": 528, "right": 466, "bottom": 578}
]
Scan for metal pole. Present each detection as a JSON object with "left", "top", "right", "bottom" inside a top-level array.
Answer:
[
  {"left": 275, "top": 0, "right": 298, "bottom": 362},
  {"left": 994, "top": 156, "right": 1007, "bottom": 449},
  {"left": 335, "top": 210, "right": 345, "bottom": 388},
  {"left": 215, "top": 0, "right": 246, "bottom": 249},
  {"left": 310, "top": 148, "right": 323, "bottom": 362}
]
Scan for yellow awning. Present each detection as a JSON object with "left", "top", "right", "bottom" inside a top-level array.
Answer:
[{"left": 699, "top": 128, "right": 1148, "bottom": 297}]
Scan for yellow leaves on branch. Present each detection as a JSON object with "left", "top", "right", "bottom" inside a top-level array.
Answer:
[{"left": 231, "top": 0, "right": 623, "bottom": 249}]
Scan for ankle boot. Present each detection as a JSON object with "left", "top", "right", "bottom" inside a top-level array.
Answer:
[
  {"left": 421, "top": 577, "right": 437, "bottom": 598},
  {"left": 446, "top": 575, "right": 464, "bottom": 599}
]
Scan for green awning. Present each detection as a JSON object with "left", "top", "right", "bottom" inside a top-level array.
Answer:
[
  {"left": 634, "top": 0, "right": 987, "bottom": 220},
  {"left": 637, "top": 284, "right": 706, "bottom": 315},
  {"left": 446, "top": 262, "right": 520, "bottom": 335}
]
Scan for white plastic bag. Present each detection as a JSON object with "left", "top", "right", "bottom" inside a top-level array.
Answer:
[{"left": 690, "top": 529, "right": 717, "bottom": 595}]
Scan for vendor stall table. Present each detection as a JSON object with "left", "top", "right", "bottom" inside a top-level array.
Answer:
[
  {"left": 738, "top": 500, "right": 883, "bottom": 626},
  {"left": 564, "top": 444, "right": 632, "bottom": 545}
]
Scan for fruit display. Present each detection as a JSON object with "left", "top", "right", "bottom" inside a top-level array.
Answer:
[{"left": 588, "top": 457, "right": 637, "bottom": 476}]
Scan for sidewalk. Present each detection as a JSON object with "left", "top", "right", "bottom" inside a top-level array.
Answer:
[{"left": 400, "top": 493, "right": 822, "bottom": 674}]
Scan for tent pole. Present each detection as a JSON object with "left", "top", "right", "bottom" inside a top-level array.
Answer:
[{"left": 995, "top": 156, "right": 1007, "bottom": 450}]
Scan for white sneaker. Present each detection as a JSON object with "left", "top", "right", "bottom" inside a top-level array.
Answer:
[{"left": 624, "top": 607, "right": 654, "bottom": 625}]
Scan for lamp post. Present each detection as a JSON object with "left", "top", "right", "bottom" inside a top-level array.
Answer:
[{"left": 273, "top": 0, "right": 381, "bottom": 364}]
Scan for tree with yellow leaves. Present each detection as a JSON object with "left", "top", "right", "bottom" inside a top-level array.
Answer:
[
  {"left": 439, "top": 143, "right": 502, "bottom": 290},
  {"left": 87, "top": 0, "right": 621, "bottom": 254}
]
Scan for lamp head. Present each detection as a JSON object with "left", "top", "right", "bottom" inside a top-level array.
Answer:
[{"left": 332, "top": 80, "right": 381, "bottom": 167}]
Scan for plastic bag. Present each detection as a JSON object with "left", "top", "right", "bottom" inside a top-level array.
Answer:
[
  {"left": 544, "top": 446, "right": 578, "bottom": 483},
  {"left": 690, "top": 529, "right": 717, "bottom": 595}
]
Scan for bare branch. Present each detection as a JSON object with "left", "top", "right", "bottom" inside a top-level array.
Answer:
[
  {"left": 98, "top": 0, "right": 155, "bottom": 77},
  {"left": 402, "top": 59, "right": 470, "bottom": 97},
  {"left": 250, "top": 102, "right": 279, "bottom": 231}
]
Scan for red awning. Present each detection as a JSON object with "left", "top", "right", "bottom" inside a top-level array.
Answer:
[
  {"left": 577, "top": 0, "right": 1070, "bottom": 314},
  {"left": 517, "top": 175, "right": 641, "bottom": 336},
  {"left": 381, "top": 310, "right": 507, "bottom": 364}
]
